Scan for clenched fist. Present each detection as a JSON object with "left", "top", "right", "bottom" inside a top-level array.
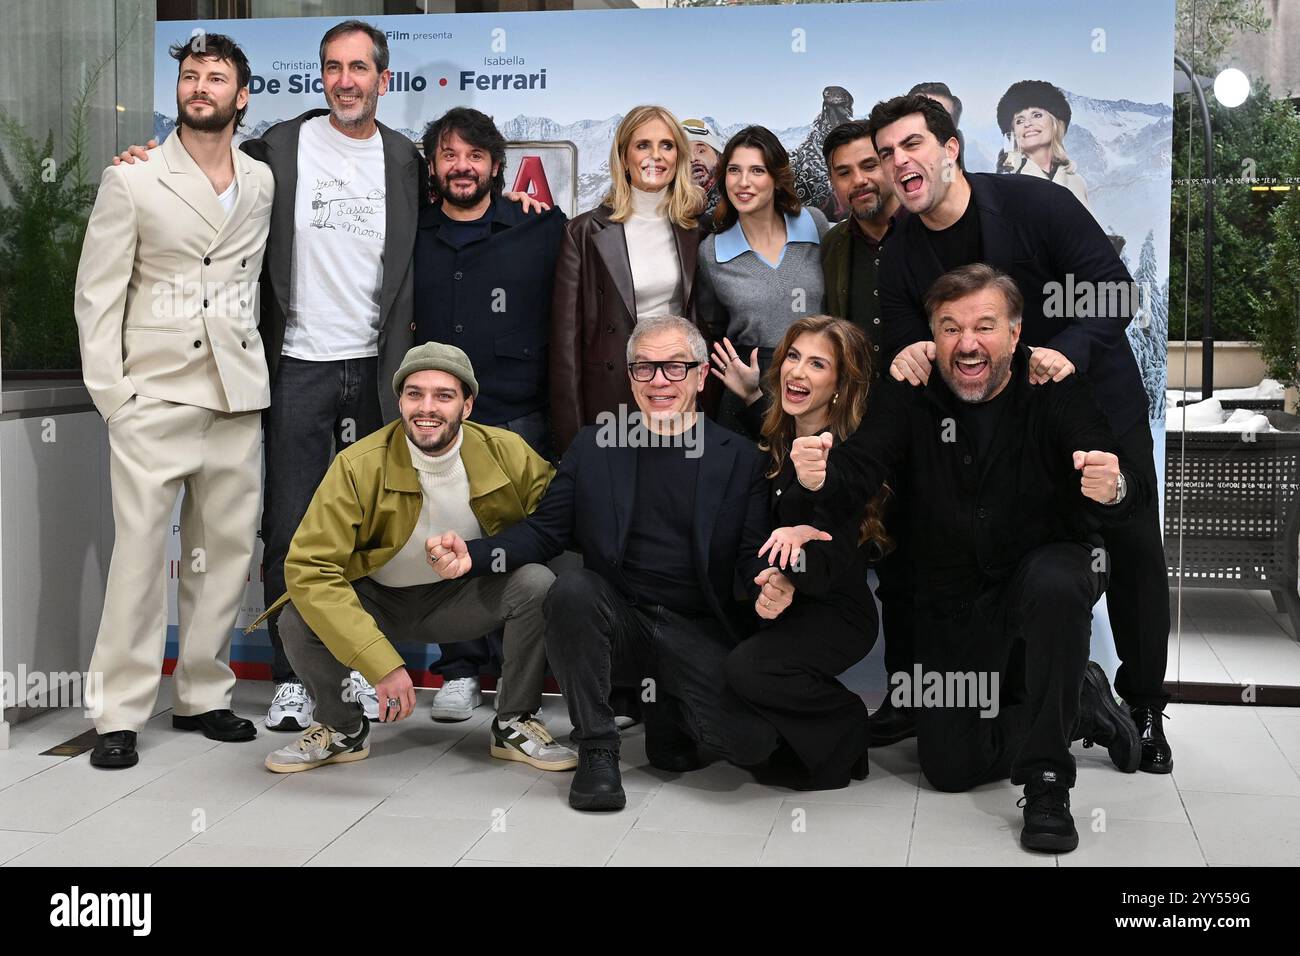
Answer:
[
  {"left": 754, "top": 567, "right": 794, "bottom": 620},
  {"left": 426, "top": 531, "right": 472, "bottom": 579},
  {"left": 791, "top": 431, "right": 834, "bottom": 491},
  {"left": 1072, "top": 450, "right": 1120, "bottom": 504}
]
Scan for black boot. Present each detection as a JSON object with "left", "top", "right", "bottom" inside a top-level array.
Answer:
[
  {"left": 867, "top": 694, "right": 916, "bottom": 747},
  {"left": 569, "top": 748, "right": 626, "bottom": 811},
  {"left": 643, "top": 702, "right": 704, "bottom": 773},
  {"left": 1130, "top": 705, "right": 1173, "bottom": 774},
  {"left": 173, "top": 709, "right": 257, "bottom": 742},
  {"left": 1073, "top": 662, "right": 1140, "bottom": 773},
  {"left": 90, "top": 731, "right": 139, "bottom": 769},
  {"left": 1018, "top": 773, "right": 1078, "bottom": 853}
]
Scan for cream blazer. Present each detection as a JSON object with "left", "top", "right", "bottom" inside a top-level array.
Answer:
[{"left": 74, "top": 130, "right": 274, "bottom": 419}]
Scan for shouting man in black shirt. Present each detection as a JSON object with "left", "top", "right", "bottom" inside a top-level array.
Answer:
[
  {"left": 786, "top": 264, "right": 1142, "bottom": 853},
  {"left": 868, "top": 93, "right": 1173, "bottom": 775}
]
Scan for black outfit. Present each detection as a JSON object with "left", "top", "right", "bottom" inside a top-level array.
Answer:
[
  {"left": 784, "top": 347, "right": 1146, "bottom": 788},
  {"left": 414, "top": 194, "right": 568, "bottom": 439},
  {"left": 879, "top": 171, "right": 1168, "bottom": 708},
  {"left": 413, "top": 195, "right": 567, "bottom": 683},
  {"left": 464, "top": 418, "right": 778, "bottom": 762},
  {"left": 725, "top": 451, "right": 876, "bottom": 787}
]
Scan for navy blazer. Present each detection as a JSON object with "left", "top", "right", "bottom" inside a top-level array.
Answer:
[
  {"left": 878, "top": 172, "right": 1149, "bottom": 437},
  {"left": 466, "top": 416, "right": 772, "bottom": 642}
]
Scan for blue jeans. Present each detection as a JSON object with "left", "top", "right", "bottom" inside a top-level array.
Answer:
[{"left": 262, "top": 355, "right": 383, "bottom": 684}]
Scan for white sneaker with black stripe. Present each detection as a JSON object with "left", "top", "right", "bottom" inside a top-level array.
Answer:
[
  {"left": 490, "top": 714, "right": 577, "bottom": 771},
  {"left": 265, "top": 722, "right": 370, "bottom": 774},
  {"left": 349, "top": 671, "right": 379, "bottom": 721}
]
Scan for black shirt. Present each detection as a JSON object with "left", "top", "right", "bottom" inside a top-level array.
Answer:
[
  {"left": 437, "top": 202, "right": 494, "bottom": 249},
  {"left": 958, "top": 380, "right": 1013, "bottom": 462},
  {"left": 923, "top": 195, "right": 983, "bottom": 272},
  {"left": 619, "top": 426, "right": 709, "bottom": 615},
  {"left": 847, "top": 219, "right": 886, "bottom": 370}
]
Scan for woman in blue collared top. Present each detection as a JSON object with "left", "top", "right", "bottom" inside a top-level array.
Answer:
[{"left": 696, "top": 125, "right": 829, "bottom": 431}]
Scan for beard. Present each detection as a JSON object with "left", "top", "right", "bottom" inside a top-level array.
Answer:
[
  {"left": 176, "top": 93, "right": 238, "bottom": 133},
  {"left": 851, "top": 189, "right": 885, "bottom": 222},
  {"left": 327, "top": 83, "right": 380, "bottom": 131},
  {"left": 436, "top": 170, "right": 493, "bottom": 209},
  {"left": 940, "top": 348, "right": 1014, "bottom": 403},
  {"left": 403, "top": 407, "right": 465, "bottom": 455}
]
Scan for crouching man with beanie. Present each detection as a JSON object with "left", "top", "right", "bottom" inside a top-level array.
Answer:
[{"left": 253, "top": 343, "right": 575, "bottom": 774}]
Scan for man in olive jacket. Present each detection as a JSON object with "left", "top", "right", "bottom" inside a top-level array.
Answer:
[{"left": 252, "top": 343, "right": 575, "bottom": 775}]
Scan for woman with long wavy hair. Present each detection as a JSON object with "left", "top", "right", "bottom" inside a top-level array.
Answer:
[
  {"left": 549, "top": 105, "right": 705, "bottom": 455},
  {"left": 723, "top": 315, "right": 889, "bottom": 790}
]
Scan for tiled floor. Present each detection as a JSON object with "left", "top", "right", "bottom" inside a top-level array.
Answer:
[
  {"left": 1172, "top": 588, "right": 1300, "bottom": 686},
  {"left": 1, "top": 678, "right": 1297, "bottom": 866}
]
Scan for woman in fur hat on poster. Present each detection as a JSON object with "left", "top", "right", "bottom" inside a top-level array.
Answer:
[{"left": 996, "top": 79, "right": 1092, "bottom": 212}]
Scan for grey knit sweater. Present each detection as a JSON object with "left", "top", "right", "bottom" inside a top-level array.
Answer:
[{"left": 696, "top": 207, "right": 830, "bottom": 350}]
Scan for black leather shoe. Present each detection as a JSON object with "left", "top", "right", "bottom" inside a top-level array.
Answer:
[
  {"left": 1018, "top": 775, "right": 1078, "bottom": 853},
  {"left": 90, "top": 731, "right": 139, "bottom": 769},
  {"left": 569, "top": 748, "right": 626, "bottom": 811},
  {"left": 867, "top": 695, "right": 916, "bottom": 747},
  {"left": 1074, "top": 662, "right": 1140, "bottom": 773},
  {"left": 173, "top": 709, "right": 257, "bottom": 742},
  {"left": 1130, "top": 705, "right": 1173, "bottom": 774}
]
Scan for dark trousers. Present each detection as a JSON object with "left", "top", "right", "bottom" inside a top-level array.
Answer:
[
  {"left": 914, "top": 541, "right": 1101, "bottom": 791},
  {"left": 432, "top": 408, "right": 553, "bottom": 683},
  {"left": 262, "top": 356, "right": 383, "bottom": 684},
  {"left": 725, "top": 602, "right": 874, "bottom": 785},
  {"left": 876, "top": 550, "right": 915, "bottom": 681},
  {"left": 276, "top": 567, "right": 555, "bottom": 732},
  {"left": 544, "top": 568, "right": 779, "bottom": 765},
  {"left": 1102, "top": 420, "right": 1170, "bottom": 708}
]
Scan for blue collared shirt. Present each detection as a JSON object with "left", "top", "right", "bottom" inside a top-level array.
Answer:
[{"left": 714, "top": 208, "right": 823, "bottom": 268}]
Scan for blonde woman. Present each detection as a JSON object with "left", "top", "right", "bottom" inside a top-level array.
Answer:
[
  {"left": 550, "top": 105, "right": 705, "bottom": 454},
  {"left": 996, "top": 80, "right": 1090, "bottom": 211}
]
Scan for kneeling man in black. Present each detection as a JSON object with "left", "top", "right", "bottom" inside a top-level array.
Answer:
[
  {"left": 428, "top": 315, "right": 783, "bottom": 811},
  {"left": 785, "top": 264, "right": 1142, "bottom": 853}
]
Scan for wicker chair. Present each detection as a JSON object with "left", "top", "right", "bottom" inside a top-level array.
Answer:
[{"left": 1164, "top": 412, "right": 1300, "bottom": 642}]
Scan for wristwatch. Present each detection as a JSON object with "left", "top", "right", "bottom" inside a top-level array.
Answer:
[{"left": 1106, "top": 472, "right": 1127, "bottom": 506}]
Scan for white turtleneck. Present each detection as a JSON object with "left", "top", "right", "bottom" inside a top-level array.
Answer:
[
  {"left": 624, "top": 186, "right": 683, "bottom": 321},
  {"left": 368, "top": 430, "right": 483, "bottom": 588}
]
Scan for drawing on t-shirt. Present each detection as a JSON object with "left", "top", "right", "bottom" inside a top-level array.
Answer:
[{"left": 308, "top": 180, "right": 387, "bottom": 241}]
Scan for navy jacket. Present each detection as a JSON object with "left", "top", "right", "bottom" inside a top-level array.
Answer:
[
  {"left": 414, "top": 195, "right": 567, "bottom": 425},
  {"left": 878, "top": 172, "right": 1149, "bottom": 437},
  {"left": 466, "top": 416, "right": 771, "bottom": 643}
]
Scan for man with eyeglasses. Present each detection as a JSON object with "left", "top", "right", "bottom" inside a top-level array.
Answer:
[{"left": 429, "top": 315, "right": 782, "bottom": 811}]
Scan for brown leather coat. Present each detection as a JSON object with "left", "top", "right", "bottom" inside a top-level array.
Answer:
[{"left": 548, "top": 203, "right": 703, "bottom": 454}]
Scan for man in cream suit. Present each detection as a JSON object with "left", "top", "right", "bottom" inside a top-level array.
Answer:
[{"left": 75, "top": 34, "right": 273, "bottom": 768}]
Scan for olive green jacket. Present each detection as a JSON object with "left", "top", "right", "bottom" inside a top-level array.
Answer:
[
  {"left": 247, "top": 420, "right": 554, "bottom": 682},
  {"left": 820, "top": 218, "right": 853, "bottom": 320}
]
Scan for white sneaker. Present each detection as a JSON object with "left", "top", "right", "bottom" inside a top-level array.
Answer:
[
  {"left": 267, "top": 681, "right": 314, "bottom": 732},
  {"left": 265, "top": 722, "right": 369, "bottom": 774},
  {"left": 429, "top": 676, "right": 481, "bottom": 722},
  {"left": 490, "top": 714, "right": 578, "bottom": 771},
  {"left": 350, "top": 671, "right": 379, "bottom": 721}
]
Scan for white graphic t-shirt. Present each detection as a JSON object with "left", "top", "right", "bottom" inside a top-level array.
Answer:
[{"left": 283, "top": 115, "right": 387, "bottom": 360}]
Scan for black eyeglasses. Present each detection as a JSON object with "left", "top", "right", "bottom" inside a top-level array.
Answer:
[{"left": 627, "top": 361, "right": 701, "bottom": 382}]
